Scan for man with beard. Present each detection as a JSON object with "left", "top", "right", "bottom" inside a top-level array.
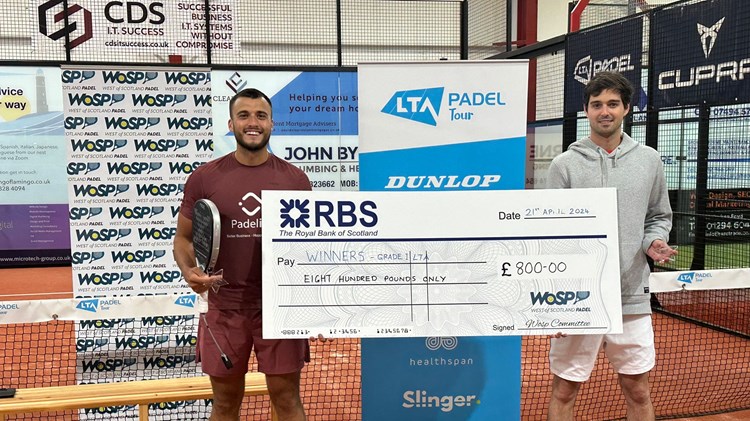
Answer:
[
  {"left": 545, "top": 72, "right": 677, "bottom": 420},
  {"left": 174, "top": 88, "right": 312, "bottom": 420}
]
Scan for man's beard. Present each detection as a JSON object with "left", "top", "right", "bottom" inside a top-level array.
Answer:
[{"left": 235, "top": 132, "right": 271, "bottom": 152}]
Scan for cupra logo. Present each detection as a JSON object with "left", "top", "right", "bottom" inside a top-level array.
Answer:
[{"left": 697, "top": 17, "right": 725, "bottom": 59}]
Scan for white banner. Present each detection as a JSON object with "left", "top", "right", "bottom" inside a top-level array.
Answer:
[{"left": 650, "top": 268, "right": 750, "bottom": 292}]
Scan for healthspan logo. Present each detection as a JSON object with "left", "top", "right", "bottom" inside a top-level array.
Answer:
[{"left": 38, "top": 0, "right": 92, "bottom": 49}]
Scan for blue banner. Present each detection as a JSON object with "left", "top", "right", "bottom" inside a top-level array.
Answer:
[
  {"left": 358, "top": 61, "right": 527, "bottom": 420},
  {"left": 565, "top": 17, "right": 643, "bottom": 113},
  {"left": 652, "top": 0, "right": 750, "bottom": 107}
]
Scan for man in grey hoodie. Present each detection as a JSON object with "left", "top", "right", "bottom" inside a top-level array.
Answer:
[{"left": 546, "top": 71, "right": 677, "bottom": 421}]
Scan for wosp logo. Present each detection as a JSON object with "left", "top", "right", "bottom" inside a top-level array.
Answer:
[
  {"left": 68, "top": 93, "right": 125, "bottom": 107},
  {"left": 104, "top": 117, "right": 160, "bottom": 130},
  {"left": 75, "top": 338, "right": 109, "bottom": 352},
  {"left": 193, "top": 94, "right": 212, "bottom": 107},
  {"left": 38, "top": 0, "right": 92, "bottom": 49},
  {"left": 114, "top": 335, "right": 169, "bottom": 350},
  {"left": 425, "top": 337, "right": 458, "bottom": 351},
  {"left": 141, "top": 315, "right": 193, "bottom": 326},
  {"left": 280, "top": 199, "right": 378, "bottom": 228},
  {"left": 171, "top": 205, "right": 181, "bottom": 218},
  {"left": 103, "top": 71, "right": 158, "bottom": 84},
  {"left": 107, "top": 161, "right": 162, "bottom": 175},
  {"left": 73, "top": 184, "right": 129, "bottom": 197},
  {"left": 698, "top": 18, "right": 724, "bottom": 59},
  {"left": 77, "top": 271, "right": 133, "bottom": 286},
  {"left": 143, "top": 355, "right": 196, "bottom": 369},
  {"left": 677, "top": 272, "right": 695, "bottom": 283},
  {"left": 166, "top": 117, "right": 212, "bottom": 130},
  {"left": 384, "top": 175, "right": 501, "bottom": 190},
  {"left": 136, "top": 183, "right": 184, "bottom": 197},
  {"left": 70, "top": 251, "right": 104, "bottom": 265},
  {"left": 149, "top": 401, "right": 196, "bottom": 411},
  {"left": 69, "top": 207, "right": 103, "bottom": 220},
  {"left": 382, "top": 87, "right": 444, "bottom": 126},
  {"left": 530, "top": 291, "right": 590, "bottom": 305},
  {"left": 81, "top": 358, "right": 137, "bottom": 372},
  {"left": 573, "top": 54, "right": 635, "bottom": 85},
  {"left": 76, "top": 228, "right": 131, "bottom": 242},
  {"left": 64, "top": 116, "right": 97, "bottom": 130},
  {"left": 225, "top": 71, "right": 247, "bottom": 93},
  {"left": 67, "top": 162, "right": 101, "bottom": 176},
  {"left": 195, "top": 138, "right": 213, "bottom": 151},
  {"left": 169, "top": 161, "right": 205, "bottom": 174},
  {"left": 61, "top": 70, "right": 95, "bottom": 84},
  {"left": 132, "top": 94, "right": 187, "bottom": 107},
  {"left": 134, "top": 138, "right": 189, "bottom": 152},
  {"left": 140, "top": 270, "right": 181, "bottom": 283},
  {"left": 79, "top": 318, "right": 135, "bottom": 329},
  {"left": 110, "top": 206, "right": 164, "bottom": 219},
  {"left": 138, "top": 227, "right": 177, "bottom": 240},
  {"left": 165, "top": 72, "right": 210, "bottom": 85},
  {"left": 76, "top": 298, "right": 99, "bottom": 312},
  {"left": 110, "top": 249, "right": 167, "bottom": 263},
  {"left": 174, "top": 334, "right": 198, "bottom": 346},
  {"left": 174, "top": 295, "right": 196, "bottom": 308},
  {"left": 70, "top": 138, "right": 127, "bottom": 152},
  {"left": 83, "top": 405, "right": 137, "bottom": 415}
]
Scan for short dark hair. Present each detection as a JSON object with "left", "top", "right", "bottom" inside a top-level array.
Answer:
[
  {"left": 229, "top": 88, "right": 273, "bottom": 116},
  {"left": 583, "top": 71, "right": 633, "bottom": 110}
]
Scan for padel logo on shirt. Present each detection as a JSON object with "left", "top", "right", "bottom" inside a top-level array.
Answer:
[{"left": 381, "top": 87, "right": 444, "bottom": 126}]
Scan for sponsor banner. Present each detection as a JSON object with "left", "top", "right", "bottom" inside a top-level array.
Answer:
[
  {"left": 212, "top": 70, "right": 359, "bottom": 191},
  {"left": 358, "top": 61, "right": 527, "bottom": 420},
  {"left": 565, "top": 17, "right": 643, "bottom": 112},
  {"left": 0, "top": 66, "right": 69, "bottom": 266},
  {"left": 661, "top": 132, "right": 750, "bottom": 191},
  {"left": 650, "top": 268, "right": 750, "bottom": 293},
  {"left": 63, "top": 67, "right": 210, "bottom": 297},
  {"left": 673, "top": 189, "right": 750, "bottom": 244},
  {"left": 33, "top": 0, "right": 238, "bottom": 56},
  {"left": 0, "top": 295, "right": 198, "bottom": 324},
  {"left": 358, "top": 61, "right": 528, "bottom": 191},
  {"left": 62, "top": 67, "right": 207, "bottom": 417},
  {"left": 652, "top": 0, "right": 750, "bottom": 107},
  {"left": 362, "top": 337, "right": 520, "bottom": 420}
]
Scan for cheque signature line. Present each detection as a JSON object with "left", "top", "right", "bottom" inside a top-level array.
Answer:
[{"left": 517, "top": 326, "right": 607, "bottom": 330}]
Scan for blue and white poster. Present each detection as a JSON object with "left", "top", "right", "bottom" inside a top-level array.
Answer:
[
  {"left": 358, "top": 60, "right": 529, "bottom": 420},
  {"left": 211, "top": 70, "right": 359, "bottom": 191}
]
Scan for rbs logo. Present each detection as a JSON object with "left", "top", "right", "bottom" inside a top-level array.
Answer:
[{"left": 280, "top": 199, "right": 378, "bottom": 228}]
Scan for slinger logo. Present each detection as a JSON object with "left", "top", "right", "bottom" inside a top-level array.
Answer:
[
  {"left": 381, "top": 88, "right": 444, "bottom": 126},
  {"left": 697, "top": 18, "right": 724, "bottom": 59}
]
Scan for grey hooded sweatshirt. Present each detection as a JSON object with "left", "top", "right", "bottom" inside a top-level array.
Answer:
[{"left": 547, "top": 133, "right": 672, "bottom": 315}]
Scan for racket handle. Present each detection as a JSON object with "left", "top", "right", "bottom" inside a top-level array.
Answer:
[{"left": 197, "top": 291, "right": 209, "bottom": 313}]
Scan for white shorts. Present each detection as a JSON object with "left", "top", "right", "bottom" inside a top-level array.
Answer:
[{"left": 549, "top": 314, "right": 655, "bottom": 382}]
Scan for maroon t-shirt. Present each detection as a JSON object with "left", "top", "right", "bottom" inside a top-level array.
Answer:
[{"left": 180, "top": 153, "right": 311, "bottom": 309}]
